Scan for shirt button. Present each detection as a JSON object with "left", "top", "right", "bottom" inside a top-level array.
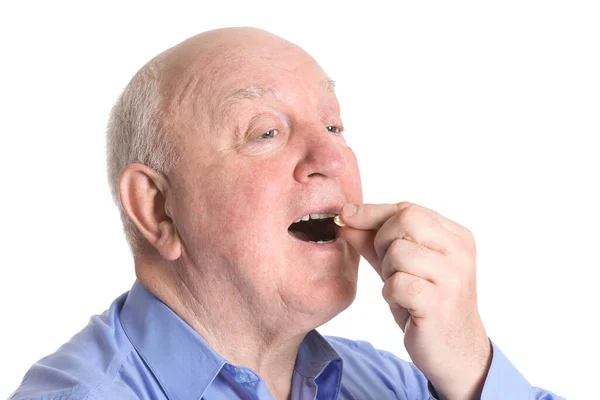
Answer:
[{"left": 234, "top": 373, "right": 248, "bottom": 383}]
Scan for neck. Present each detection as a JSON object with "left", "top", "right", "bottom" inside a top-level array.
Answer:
[{"left": 136, "top": 256, "right": 308, "bottom": 400}]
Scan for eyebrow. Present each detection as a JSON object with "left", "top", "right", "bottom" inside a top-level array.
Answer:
[
  {"left": 218, "top": 86, "right": 276, "bottom": 113},
  {"left": 217, "top": 79, "right": 336, "bottom": 114}
]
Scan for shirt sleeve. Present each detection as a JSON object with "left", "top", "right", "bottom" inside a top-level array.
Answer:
[{"left": 427, "top": 339, "right": 565, "bottom": 400}]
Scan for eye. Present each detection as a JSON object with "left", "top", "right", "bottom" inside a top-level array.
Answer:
[
  {"left": 260, "top": 129, "right": 278, "bottom": 139},
  {"left": 326, "top": 125, "right": 342, "bottom": 134}
]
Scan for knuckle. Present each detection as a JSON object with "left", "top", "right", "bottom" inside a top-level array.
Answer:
[
  {"left": 380, "top": 257, "right": 397, "bottom": 281},
  {"left": 388, "top": 239, "right": 407, "bottom": 258},
  {"left": 449, "top": 231, "right": 464, "bottom": 251},
  {"left": 398, "top": 203, "right": 418, "bottom": 225},
  {"left": 381, "top": 277, "right": 396, "bottom": 302},
  {"left": 464, "top": 227, "right": 475, "bottom": 239},
  {"left": 428, "top": 214, "right": 443, "bottom": 229},
  {"left": 450, "top": 229, "right": 476, "bottom": 257},
  {"left": 407, "top": 277, "right": 426, "bottom": 297},
  {"left": 390, "top": 212, "right": 404, "bottom": 228},
  {"left": 413, "top": 243, "right": 430, "bottom": 258},
  {"left": 390, "top": 239, "right": 427, "bottom": 260},
  {"left": 396, "top": 201, "right": 413, "bottom": 210},
  {"left": 464, "top": 229, "right": 477, "bottom": 253}
]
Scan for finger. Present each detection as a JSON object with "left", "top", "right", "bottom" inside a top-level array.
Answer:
[
  {"left": 389, "top": 303, "right": 411, "bottom": 333},
  {"left": 374, "top": 204, "right": 461, "bottom": 256},
  {"left": 382, "top": 271, "right": 435, "bottom": 319},
  {"left": 340, "top": 227, "right": 380, "bottom": 274},
  {"left": 417, "top": 205, "right": 476, "bottom": 253},
  {"left": 432, "top": 209, "right": 473, "bottom": 239},
  {"left": 339, "top": 202, "right": 412, "bottom": 230},
  {"left": 379, "top": 238, "right": 445, "bottom": 283},
  {"left": 435, "top": 212, "right": 477, "bottom": 254}
]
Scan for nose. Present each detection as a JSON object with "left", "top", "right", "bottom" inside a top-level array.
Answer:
[{"left": 293, "top": 125, "right": 347, "bottom": 183}]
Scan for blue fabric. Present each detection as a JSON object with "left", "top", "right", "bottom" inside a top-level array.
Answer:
[{"left": 10, "top": 280, "right": 563, "bottom": 399}]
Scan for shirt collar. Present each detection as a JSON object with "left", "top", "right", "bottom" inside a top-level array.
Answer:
[
  {"left": 295, "top": 330, "right": 342, "bottom": 378},
  {"left": 120, "top": 280, "right": 226, "bottom": 400},
  {"left": 119, "top": 280, "right": 342, "bottom": 399}
]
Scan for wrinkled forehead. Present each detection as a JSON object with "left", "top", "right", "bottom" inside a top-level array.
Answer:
[
  {"left": 211, "top": 51, "right": 334, "bottom": 114},
  {"left": 217, "top": 78, "right": 336, "bottom": 115},
  {"left": 163, "top": 43, "right": 336, "bottom": 128}
]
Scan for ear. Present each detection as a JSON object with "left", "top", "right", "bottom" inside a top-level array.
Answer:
[{"left": 118, "top": 163, "right": 182, "bottom": 260}]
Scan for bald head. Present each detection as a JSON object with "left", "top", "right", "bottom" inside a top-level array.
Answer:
[
  {"left": 157, "top": 28, "right": 332, "bottom": 139},
  {"left": 158, "top": 27, "right": 312, "bottom": 76}
]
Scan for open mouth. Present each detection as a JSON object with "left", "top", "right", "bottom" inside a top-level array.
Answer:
[{"left": 288, "top": 213, "right": 340, "bottom": 244}]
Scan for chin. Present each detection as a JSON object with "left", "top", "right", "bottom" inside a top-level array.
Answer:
[{"left": 283, "top": 272, "right": 358, "bottom": 329}]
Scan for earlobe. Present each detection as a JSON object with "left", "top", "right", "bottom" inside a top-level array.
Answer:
[
  {"left": 118, "top": 163, "right": 182, "bottom": 260},
  {"left": 155, "top": 220, "right": 182, "bottom": 261}
]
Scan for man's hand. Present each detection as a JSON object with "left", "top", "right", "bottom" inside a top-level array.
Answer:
[{"left": 339, "top": 202, "right": 492, "bottom": 400}]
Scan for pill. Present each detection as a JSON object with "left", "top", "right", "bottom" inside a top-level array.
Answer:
[{"left": 333, "top": 215, "right": 346, "bottom": 227}]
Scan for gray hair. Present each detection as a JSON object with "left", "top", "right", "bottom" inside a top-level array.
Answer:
[{"left": 106, "top": 59, "right": 179, "bottom": 254}]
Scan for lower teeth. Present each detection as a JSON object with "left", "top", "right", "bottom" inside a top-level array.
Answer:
[{"left": 309, "top": 239, "right": 335, "bottom": 244}]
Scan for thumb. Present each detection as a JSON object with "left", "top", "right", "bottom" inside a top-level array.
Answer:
[
  {"left": 340, "top": 202, "right": 411, "bottom": 230},
  {"left": 340, "top": 226, "right": 381, "bottom": 277}
]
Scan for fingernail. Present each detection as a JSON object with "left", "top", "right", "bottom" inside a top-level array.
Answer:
[{"left": 342, "top": 204, "right": 358, "bottom": 217}]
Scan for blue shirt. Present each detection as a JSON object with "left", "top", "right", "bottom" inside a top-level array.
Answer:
[{"left": 11, "top": 281, "right": 563, "bottom": 399}]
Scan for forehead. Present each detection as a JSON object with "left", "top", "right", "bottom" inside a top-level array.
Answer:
[
  {"left": 164, "top": 38, "right": 338, "bottom": 132},
  {"left": 217, "top": 78, "right": 336, "bottom": 115},
  {"left": 211, "top": 52, "right": 333, "bottom": 106},
  {"left": 184, "top": 38, "right": 310, "bottom": 92}
]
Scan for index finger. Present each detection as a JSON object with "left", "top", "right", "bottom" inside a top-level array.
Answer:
[{"left": 340, "top": 202, "right": 412, "bottom": 230}]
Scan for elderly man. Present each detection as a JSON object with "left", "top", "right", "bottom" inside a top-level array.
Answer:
[{"left": 11, "top": 28, "right": 562, "bottom": 400}]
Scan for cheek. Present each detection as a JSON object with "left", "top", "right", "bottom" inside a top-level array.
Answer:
[
  {"left": 232, "top": 161, "right": 287, "bottom": 207},
  {"left": 213, "top": 166, "right": 289, "bottom": 271},
  {"left": 206, "top": 159, "right": 288, "bottom": 239},
  {"left": 177, "top": 166, "right": 287, "bottom": 271},
  {"left": 342, "top": 147, "right": 363, "bottom": 203}
]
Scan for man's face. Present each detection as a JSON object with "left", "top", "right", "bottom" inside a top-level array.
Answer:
[{"left": 166, "top": 33, "right": 362, "bottom": 324}]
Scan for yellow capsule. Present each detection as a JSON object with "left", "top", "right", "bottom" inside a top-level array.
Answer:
[{"left": 333, "top": 215, "right": 346, "bottom": 227}]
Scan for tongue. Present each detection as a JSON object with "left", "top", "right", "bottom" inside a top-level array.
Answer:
[{"left": 288, "top": 230, "right": 312, "bottom": 242}]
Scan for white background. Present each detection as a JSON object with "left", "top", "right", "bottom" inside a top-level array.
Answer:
[{"left": 1, "top": 1, "right": 598, "bottom": 399}]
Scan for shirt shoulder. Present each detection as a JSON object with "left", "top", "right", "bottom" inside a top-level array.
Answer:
[
  {"left": 324, "top": 335, "right": 431, "bottom": 399},
  {"left": 9, "top": 293, "right": 141, "bottom": 400}
]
